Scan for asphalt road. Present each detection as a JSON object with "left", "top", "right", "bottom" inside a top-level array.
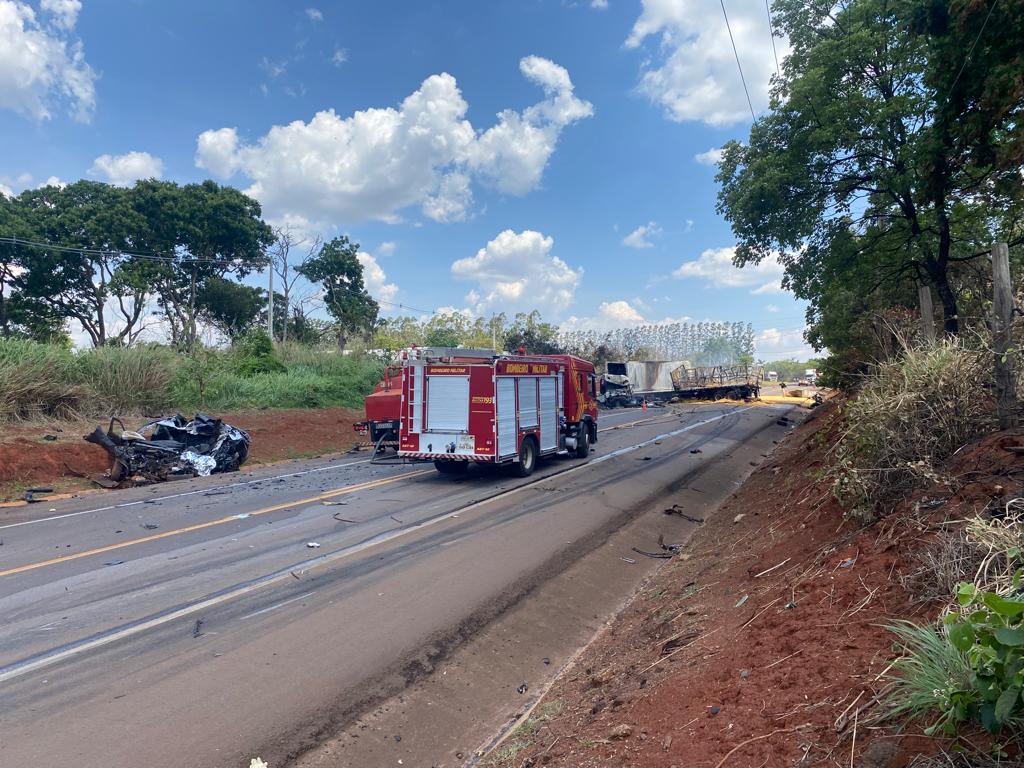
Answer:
[{"left": 0, "top": 402, "right": 793, "bottom": 768}]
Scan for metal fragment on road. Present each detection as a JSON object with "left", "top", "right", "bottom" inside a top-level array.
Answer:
[{"left": 306, "top": 542, "right": 321, "bottom": 548}]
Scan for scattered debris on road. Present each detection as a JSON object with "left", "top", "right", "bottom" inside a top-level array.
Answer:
[
  {"left": 84, "top": 414, "right": 250, "bottom": 487},
  {"left": 517, "top": 681, "right": 529, "bottom": 694},
  {"left": 620, "top": 556, "right": 637, "bottom": 564},
  {"left": 663, "top": 504, "right": 704, "bottom": 523},
  {"left": 24, "top": 487, "right": 53, "bottom": 503},
  {"left": 306, "top": 542, "right": 321, "bottom": 549},
  {"left": 193, "top": 619, "right": 204, "bottom": 638},
  {"left": 631, "top": 547, "right": 673, "bottom": 559}
]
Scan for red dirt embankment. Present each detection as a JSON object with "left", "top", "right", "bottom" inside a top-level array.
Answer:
[
  {"left": 0, "top": 407, "right": 362, "bottom": 501},
  {"left": 504, "top": 401, "right": 1021, "bottom": 768}
]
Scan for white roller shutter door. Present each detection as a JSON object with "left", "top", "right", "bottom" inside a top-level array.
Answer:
[
  {"left": 496, "top": 377, "right": 517, "bottom": 458},
  {"left": 518, "top": 377, "right": 538, "bottom": 428},
  {"left": 426, "top": 376, "right": 469, "bottom": 432},
  {"left": 539, "top": 377, "right": 557, "bottom": 451}
]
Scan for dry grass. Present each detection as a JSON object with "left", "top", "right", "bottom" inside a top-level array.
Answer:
[
  {"left": 829, "top": 340, "right": 995, "bottom": 519},
  {"left": 899, "top": 528, "right": 987, "bottom": 604}
]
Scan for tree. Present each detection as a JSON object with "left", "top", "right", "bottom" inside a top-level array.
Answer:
[
  {"left": 195, "top": 277, "right": 266, "bottom": 342},
  {"left": 270, "top": 226, "right": 321, "bottom": 343},
  {"left": 15, "top": 181, "right": 155, "bottom": 347},
  {"left": 504, "top": 311, "right": 563, "bottom": 354},
  {"left": 297, "top": 235, "right": 378, "bottom": 351},
  {"left": 717, "top": 0, "right": 1024, "bottom": 343},
  {"left": 133, "top": 180, "right": 274, "bottom": 349}
]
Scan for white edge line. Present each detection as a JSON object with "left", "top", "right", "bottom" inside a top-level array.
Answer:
[
  {"left": 0, "top": 406, "right": 759, "bottom": 684},
  {"left": 240, "top": 591, "right": 316, "bottom": 621}
]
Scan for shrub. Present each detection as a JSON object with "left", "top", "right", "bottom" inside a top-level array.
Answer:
[{"left": 830, "top": 340, "right": 994, "bottom": 518}]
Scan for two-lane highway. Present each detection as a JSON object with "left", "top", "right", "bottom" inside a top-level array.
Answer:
[{"left": 0, "top": 402, "right": 793, "bottom": 767}]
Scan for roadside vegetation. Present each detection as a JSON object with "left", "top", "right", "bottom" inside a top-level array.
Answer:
[{"left": 0, "top": 335, "right": 383, "bottom": 421}]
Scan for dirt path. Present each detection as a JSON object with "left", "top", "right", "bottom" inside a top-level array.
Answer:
[{"left": 0, "top": 407, "right": 363, "bottom": 502}]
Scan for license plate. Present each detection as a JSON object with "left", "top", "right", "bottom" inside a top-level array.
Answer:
[{"left": 457, "top": 435, "right": 475, "bottom": 452}]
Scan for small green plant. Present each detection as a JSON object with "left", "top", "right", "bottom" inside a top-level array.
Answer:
[
  {"left": 886, "top": 584, "right": 1024, "bottom": 736},
  {"left": 884, "top": 620, "right": 976, "bottom": 735},
  {"left": 945, "top": 583, "right": 1024, "bottom": 733}
]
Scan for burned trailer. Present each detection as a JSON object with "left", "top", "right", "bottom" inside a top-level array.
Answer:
[
  {"left": 599, "top": 360, "right": 763, "bottom": 405},
  {"left": 398, "top": 347, "right": 599, "bottom": 476},
  {"left": 669, "top": 363, "right": 763, "bottom": 400}
]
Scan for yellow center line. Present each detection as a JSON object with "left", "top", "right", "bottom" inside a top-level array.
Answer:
[{"left": 0, "top": 470, "right": 430, "bottom": 579}]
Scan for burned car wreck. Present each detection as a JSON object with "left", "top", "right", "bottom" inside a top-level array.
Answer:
[{"left": 85, "top": 414, "right": 251, "bottom": 484}]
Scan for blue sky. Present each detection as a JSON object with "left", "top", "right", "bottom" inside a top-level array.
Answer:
[{"left": 0, "top": 0, "right": 812, "bottom": 359}]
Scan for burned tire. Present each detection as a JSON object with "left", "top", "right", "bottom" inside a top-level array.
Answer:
[
  {"left": 434, "top": 460, "right": 469, "bottom": 475},
  {"left": 574, "top": 422, "right": 591, "bottom": 459},
  {"left": 515, "top": 436, "right": 537, "bottom": 477}
]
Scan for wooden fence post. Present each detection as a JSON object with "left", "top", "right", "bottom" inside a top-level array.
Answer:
[
  {"left": 918, "top": 283, "right": 935, "bottom": 343},
  {"left": 992, "top": 242, "right": 1018, "bottom": 429}
]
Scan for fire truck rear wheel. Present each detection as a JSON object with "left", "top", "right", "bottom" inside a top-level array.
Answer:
[
  {"left": 434, "top": 460, "right": 469, "bottom": 474},
  {"left": 515, "top": 436, "right": 537, "bottom": 477},
  {"left": 574, "top": 422, "right": 591, "bottom": 459}
]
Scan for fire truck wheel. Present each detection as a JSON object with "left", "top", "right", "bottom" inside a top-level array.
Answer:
[
  {"left": 434, "top": 460, "right": 469, "bottom": 474},
  {"left": 574, "top": 422, "right": 591, "bottom": 459},
  {"left": 515, "top": 436, "right": 537, "bottom": 477}
]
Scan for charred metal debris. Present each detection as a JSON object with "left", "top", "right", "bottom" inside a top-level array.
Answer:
[{"left": 84, "top": 414, "right": 250, "bottom": 486}]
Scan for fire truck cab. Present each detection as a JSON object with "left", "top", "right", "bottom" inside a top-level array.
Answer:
[{"left": 398, "top": 347, "right": 599, "bottom": 476}]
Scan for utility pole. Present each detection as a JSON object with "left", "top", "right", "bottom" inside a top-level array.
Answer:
[
  {"left": 918, "top": 283, "right": 935, "bottom": 343},
  {"left": 992, "top": 242, "right": 1018, "bottom": 429},
  {"left": 267, "top": 264, "right": 274, "bottom": 341}
]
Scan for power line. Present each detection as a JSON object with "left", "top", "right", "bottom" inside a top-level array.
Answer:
[
  {"left": 765, "top": 0, "right": 780, "bottom": 76},
  {"left": 949, "top": 0, "right": 998, "bottom": 93},
  {"left": 720, "top": 0, "right": 757, "bottom": 122}
]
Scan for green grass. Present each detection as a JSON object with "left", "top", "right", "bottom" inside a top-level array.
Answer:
[
  {"left": 0, "top": 338, "right": 383, "bottom": 420},
  {"left": 883, "top": 620, "right": 977, "bottom": 735}
]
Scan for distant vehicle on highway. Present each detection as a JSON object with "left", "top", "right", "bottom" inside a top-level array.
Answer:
[{"left": 798, "top": 379, "right": 810, "bottom": 386}]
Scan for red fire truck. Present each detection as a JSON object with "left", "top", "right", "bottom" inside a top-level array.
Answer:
[{"left": 398, "top": 347, "right": 599, "bottom": 475}]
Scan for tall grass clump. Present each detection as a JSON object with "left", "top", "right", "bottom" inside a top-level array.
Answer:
[
  {"left": 0, "top": 338, "right": 87, "bottom": 420},
  {"left": 75, "top": 345, "right": 177, "bottom": 415},
  {"left": 830, "top": 340, "right": 994, "bottom": 518},
  {"left": 883, "top": 620, "right": 977, "bottom": 735}
]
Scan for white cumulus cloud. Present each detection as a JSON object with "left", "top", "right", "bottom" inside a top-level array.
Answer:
[
  {"left": 591, "top": 0, "right": 609, "bottom": 8},
  {"left": 561, "top": 299, "right": 693, "bottom": 331},
  {"left": 755, "top": 327, "right": 812, "bottom": 360},
  {"left": 673, "top": 246, "right": 785, "bottom": 295},
  {"left": 622, "top": 221, "right": 661, "bottom": 249},
  {"left": 40, "top": 0, "right": 80, "bottom": 28},
  {"left": 451, "top": 229, "right": 582, "bottom": 318},
  {"left": 694, "top": 147, "right": 724, "bottom": 166},
  {"left": 357, "top": 250, "right": 398, "bottom": 305},
  {"left": 195, "top": 56, "right": 592, "bottom": 226},
  {"left": 0, "top": 0, "right": 96, "bottom": 121},
  {"left": 304, "top": 7, "right": 323, "bottom": 21},
  {"left": 625, "top": 0, "right": 787, "bottom": 127},
  {"left": 89, "top": 151, "right": 163, "bottom": 186}
]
